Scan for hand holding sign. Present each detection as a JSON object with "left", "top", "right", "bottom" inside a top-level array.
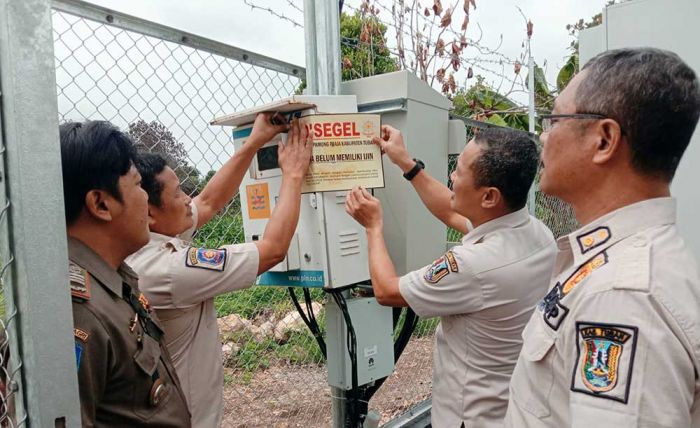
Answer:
[
  {"left": 345, "top": 186, "right": 383, "bottom": 232},
  {"left": 372, "top": 125, "right": 415, "bottom": 173},
  {"left": 278, "top": 118, "right": 313, "bottom": 180}
]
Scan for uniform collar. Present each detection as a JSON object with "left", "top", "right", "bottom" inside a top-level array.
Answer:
[
  {"left": 461, "top": 207, "right": 530, "bottom": 245},
  {"left": 148, "top": 231, "right": 186, "bottom": 248},
  {"left": 560, "top": 197, "right": 676, "bottom": 265},
  {"left": 67, "top": 237, "right": 136, "bottom": 296}
]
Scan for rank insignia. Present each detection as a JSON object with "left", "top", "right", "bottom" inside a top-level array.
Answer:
[
  {"left": 185, "top": 247, "right": 227, "bottom": 271},
  {"left": 561, "top": 252, "right": 608, "bottom": 296},
  {"left": 423, "top": 252, "right": 458, "bottom": 284},
  {"left": 571, "top": 322, "right": 638, "bottom": 403},
  {"left": 69, "top": 262, "right": 91, "bottom": 300},
  {"left": 138, "top": 293, "right": 151, "bottom": 312},
  {"left": 577, "top": 226, "right": 611, "bottom": 254},
  {"left": 74, "top": 328, "right": 89, "bottom": 343}
]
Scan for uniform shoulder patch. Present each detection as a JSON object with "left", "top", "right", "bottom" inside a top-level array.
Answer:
[
  {"left": 423, "top": 251, "right": 458, "bottom": 284},
  {"left": 571, "top": 322, "right": 638, "bottom": 403},
  {"left": 74, "top": 328, "right": 89, "bottom": 343},
  {"left": 69, "top": 262, "right": 91, "bottom": 300},
  {"left": 185, "top": 247, "right": 227, "bottom": 272},
  {"left": 444, "top": 251, "right": 459, "bottom": 273}
]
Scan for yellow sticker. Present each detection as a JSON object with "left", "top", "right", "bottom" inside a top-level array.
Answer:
[{"left": 246, "top": 183, "right": 271, "bottom": 219}]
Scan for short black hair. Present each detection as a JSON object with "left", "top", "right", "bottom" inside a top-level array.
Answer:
[
  {"left": 134, "top": 152, "right": 168, "bottom": 207},
  {"left": 471, "top": 128, "right": 539, "bottom": 211},
  {"left": 60, "top": 120, "right": 137, "bottom": 225},
  {"left": 578, "top": 48, "right": 700, "bottom": 180}
]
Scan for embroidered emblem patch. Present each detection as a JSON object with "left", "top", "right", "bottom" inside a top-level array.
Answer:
[
  {"left": 562, "top": 252, "right": 608, "bottom": 295},
  {"left": 75, "top": 343, "right": 83, "bottom": 370},
  {"left": 186, "top": 247, "right": 227, "bottom": 271},
  {"left": 571, "top": 322, "right": 638, "bottom": 403},
  {"left": 424, "top": 256, "right": 449, "bottom": 284},
  {"left": 74, "top": 328, "right": 89, "bottom": 343},
  {"left": 69, "top": 263, "right": 91, "bottom": 300},
  {"left": 423, "top": 252, "right": 459, "bottom": 284},
  {"left": 577, "top": 227, "right": 611, "bottom": 254}
]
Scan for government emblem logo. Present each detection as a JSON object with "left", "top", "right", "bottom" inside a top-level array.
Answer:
[{"left": 572, "top": 322, "right": 637, "bottom": 403}]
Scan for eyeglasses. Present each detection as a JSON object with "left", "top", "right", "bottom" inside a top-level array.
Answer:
[{"left": 540, "top": 113, "right": 608, "bottom": 133}]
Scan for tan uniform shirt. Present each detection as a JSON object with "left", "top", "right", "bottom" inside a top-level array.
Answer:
[
  {"left": 126, "top": 203, "right": 259, "bottom": 427},
  {"left": 69, "top": 237, "right": 191, "bottom": 427},
  {"left": 398, "top": 208, "right": 556, "bottom": 427},
  {"left": 505, "top": 198, "right": 700, "bottom": 428}
]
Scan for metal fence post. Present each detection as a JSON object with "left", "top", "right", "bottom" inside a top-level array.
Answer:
[
  {"left": 303, "top": 1, "right": 346, "bottom": 426},
  {"left": 0, "top": 0, "right": 81, "bottom": 426}
]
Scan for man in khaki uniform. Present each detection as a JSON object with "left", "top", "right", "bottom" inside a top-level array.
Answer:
[
  {"left": 346, "top": 126, "right": 556, "bottom": 427},
  {"left": 505, "top": 48, "right": 700, "bottom": 427},
  {"left": 60, "top": 121, "right": 191, "bottom": 427},
  {"left": 127, "top": 114, "right": 312, "bottom": 427}
]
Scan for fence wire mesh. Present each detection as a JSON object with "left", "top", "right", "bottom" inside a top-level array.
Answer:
[
  {"left": 50, "top": 6, "right": 443, "bottom": 427},
  {"left": 51, "top": 8, "right": 333, "bottom": 427},
  {"left": 49, "top": 4, "right": 579, "bottom": 427},
  {"left": 448, "top": 120, "right": 579, "bottom": 241},
  {"left": 0, "top": 128, "right": 25, "bottom": 428}
]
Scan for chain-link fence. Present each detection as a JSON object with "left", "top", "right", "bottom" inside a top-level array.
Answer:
[
  {"left": 448, "top": 117, "right": 579, "bottom": 242},
  {"left": 51, "top": 2, "right": 442, "bottom": 426},
  {"left": 48, "top": 2, "right": 579, "bottom": 427},
  {"left": 0, "top": 139, "right": 24, "bottom": 428}
]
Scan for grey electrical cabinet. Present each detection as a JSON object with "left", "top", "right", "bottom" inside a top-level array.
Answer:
[
  {"left": 342, "top": 71, "right": 466, "bottom": 275},
  {"left": 326, "top": 297, "right": 394, "bottom": 389}
]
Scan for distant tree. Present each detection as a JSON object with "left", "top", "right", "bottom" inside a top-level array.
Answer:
[
  {"left": 452, "top": 62, "right": 553, "bottom": 133},
  {"left": 128, "top": 120, "right": 201, "bottom": 196},
  {"left": 295, "top": 9, "right": 398, "bottom": 94},
  {"left": 340, "top": 10, "right": 398, "bottom": 80},
  {"left": 559, "top": 0, "right": 628, "bottom": 91}
]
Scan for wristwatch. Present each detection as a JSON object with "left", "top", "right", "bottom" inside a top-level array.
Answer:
[{"left": 403, "top": 159, "right": 425, "bottom": 181}]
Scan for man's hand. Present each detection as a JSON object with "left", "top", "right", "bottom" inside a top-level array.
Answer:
[
  {"left": 345, "top": 187, "right": 383, "bottom": 231},
  {"left": 249, "top": 112, "right": 290, "bottom": 147},
  {"left": 278, "top": 118, "right": 312, "bottom": 180},
  {"left": 372, "top": 125, "right": 415, "bottom": 173}
]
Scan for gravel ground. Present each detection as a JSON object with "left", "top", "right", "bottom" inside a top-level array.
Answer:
[{"left": 221, "top": 336, "right": 434, "bottom": 427}]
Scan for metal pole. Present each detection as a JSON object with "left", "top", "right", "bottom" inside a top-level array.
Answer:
[
  {"left": 303, "top": 1, "right": 345, "bottom": 426},
  {"left": 527, "top": 39, "right": 537, "bottom": 215},
  {"left": 303, "top": 0, "right": 318, "bottom": 94},
  {"left": 308, "top": 0, "right": 341, "bottom": 95},
  {"left": 0, "top": 0, "right": 81, "bottom": 426}
]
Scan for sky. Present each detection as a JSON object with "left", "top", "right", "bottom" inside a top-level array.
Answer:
[
  {"left": 55, "top": 0, "right": 611, "bottom": 173},
  {"left": 83, "top": 0, "right": 610, "bottom": 102}
]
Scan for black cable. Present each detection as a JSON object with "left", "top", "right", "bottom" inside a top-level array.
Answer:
[
  {"left": 303, "top": 287, "right": 327, "bottom": 358},
  {"left": 288, "top": 287, "right": 327, "bottom": 359},
  {"left": 328, "top": 289, "right": 361, "bottom": 428}
]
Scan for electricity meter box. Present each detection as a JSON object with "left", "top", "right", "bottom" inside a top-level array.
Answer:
[
  {"left": 212, "top": 95, "right": 371, "bottom": 289},
  {"left": 325, "top": 297, "right": 394, "bottom": 389}
]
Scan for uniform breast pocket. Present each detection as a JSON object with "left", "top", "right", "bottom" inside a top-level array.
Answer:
[
  {"left": 509, "top": 320, "right": 556, "bottom": 418},
  {"left": 132, "top": 333, "right": 172, "bottom": 420}
]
